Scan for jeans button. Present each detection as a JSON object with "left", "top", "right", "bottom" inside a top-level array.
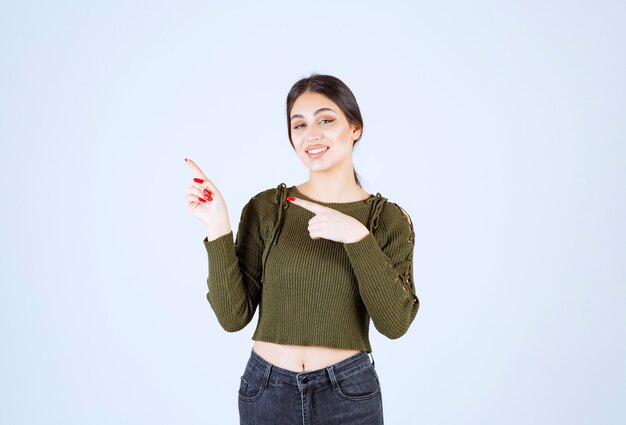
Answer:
[{"left": 302, "top": 376, "right": 309, "bottom": 383}]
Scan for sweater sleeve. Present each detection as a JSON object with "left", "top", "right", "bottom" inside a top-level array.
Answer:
[
  {"left": 202, "top": 197, "right": 264, "bottom": 332},
  {"left": 343, "top": 202, "right": 419, "bottom": 339}
]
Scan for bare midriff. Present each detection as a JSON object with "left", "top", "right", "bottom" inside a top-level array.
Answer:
[{"left": 253, "top": 340, "right": 361, "bottom": 372}]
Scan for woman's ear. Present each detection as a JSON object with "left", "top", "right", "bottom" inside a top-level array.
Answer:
[{"left": 351, "top": 124, "right": 362, "bottom": 141}]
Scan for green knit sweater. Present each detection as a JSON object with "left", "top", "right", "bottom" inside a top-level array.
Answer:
[{"left": 202, "top": 183, "right": 419, "bottom": 352}]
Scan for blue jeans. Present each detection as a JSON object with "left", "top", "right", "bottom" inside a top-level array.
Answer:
[{"left": 238, "top": 348, "right": 384, "bottom": 425}]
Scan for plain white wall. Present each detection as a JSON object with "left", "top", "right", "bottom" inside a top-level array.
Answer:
[{"left": 1, "top": 0, "right": 624, "bottom": 424}]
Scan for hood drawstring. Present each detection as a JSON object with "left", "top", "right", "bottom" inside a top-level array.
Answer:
[
  {"left": 365, "top": 193, "right": 387, "bottom": 233},
  {"left": 261, "top": 183, "right": 289, "bottom": 283}
]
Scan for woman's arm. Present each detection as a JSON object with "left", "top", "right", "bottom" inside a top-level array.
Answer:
[
  {"left": 343, "top": 203, "right": 419, "bottom": 339},
  {"left": 285, "top": 195, "right": 419, "bottom": 339},
  {"left": 203, "top": 198, "right": 264, "bottom": 332}
]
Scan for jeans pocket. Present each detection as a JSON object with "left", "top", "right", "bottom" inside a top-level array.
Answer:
[
  {"left": 334, "top": 364, "right": 381, "bottom": 401},
  {"left": 238, "top": 371, "right": 266, "bottom": 402}
]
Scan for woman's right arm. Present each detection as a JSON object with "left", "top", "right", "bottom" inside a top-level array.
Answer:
[
  {"left": 202, "top": 199, "right": 263, "bottom": 332},
  {"left": 185, "top": 158, "right": 262, "bottom": 332}
]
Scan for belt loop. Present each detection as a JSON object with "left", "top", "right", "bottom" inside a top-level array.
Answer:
[
  {"left": 369, "top": 352, "right": 375, "bottom": 367},
  {"left": 326, "top": 365, "right": 340, "bottom": 391},
  {"left": 262, "top": 363, "right": 272, "bottom": 389}
]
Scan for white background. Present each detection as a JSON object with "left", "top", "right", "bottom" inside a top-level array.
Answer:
[{"left": 1, "top": 0, "right": 624, "bottom": 424}]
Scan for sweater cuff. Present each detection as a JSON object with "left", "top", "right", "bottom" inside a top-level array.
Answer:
[
  {"left": 343, "top": 233, "right": 388, "bottom": 265},
  {"left": 203, "top": 231, "right": 235, "bottom": 260}
]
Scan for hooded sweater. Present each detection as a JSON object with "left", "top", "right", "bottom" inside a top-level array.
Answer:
[{"left": 202, "top": 183, "right": 419, "bottom": 352}]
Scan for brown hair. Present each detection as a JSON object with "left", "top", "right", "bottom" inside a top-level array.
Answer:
[{"left": 286, "top": 73, "right": 364, "bottom": 187}]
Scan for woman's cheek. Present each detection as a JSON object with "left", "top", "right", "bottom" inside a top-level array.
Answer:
[{"left": 291, "top": 135, "right": 305, "bottom": 151}]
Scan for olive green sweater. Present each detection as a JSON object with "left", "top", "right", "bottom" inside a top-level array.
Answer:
[{"left": 202, "top": 183, "right": 419, "bottom": 352}]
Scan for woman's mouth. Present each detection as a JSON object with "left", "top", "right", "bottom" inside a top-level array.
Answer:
[{"left": 306, "top": 145, "right": 329, "bottom": 159}]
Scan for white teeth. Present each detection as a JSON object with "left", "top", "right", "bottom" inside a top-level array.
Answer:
[{"left": 308, "top": 147, "right": 328, "bottom": 154}]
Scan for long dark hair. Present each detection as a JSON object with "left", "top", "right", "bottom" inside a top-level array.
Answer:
[{"left": 286, "top": 73, "right": 364, "bottom": 187}]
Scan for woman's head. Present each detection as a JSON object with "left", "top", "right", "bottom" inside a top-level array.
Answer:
[{"left": 286, "top": 74, "right": 364, "bottom": 186}]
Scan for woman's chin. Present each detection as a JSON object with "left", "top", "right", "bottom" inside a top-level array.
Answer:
[
  {"left": 302, "top": 161, "right": 332, "bottom": 174},
  {"left": 298, "top": 156, "right": 330, "bottom": 172}
]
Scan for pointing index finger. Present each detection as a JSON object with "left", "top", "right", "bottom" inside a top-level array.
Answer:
[
  {"left": 287, "top": 196, "right": 327, "bottom": 214},
  {"left": 185, "top": 157, "right": 220, "bottom": 192},
  {"left": 185, "top": 158, "right": 208, "bottom": 180}
]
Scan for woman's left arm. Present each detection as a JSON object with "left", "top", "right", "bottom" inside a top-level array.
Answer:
[
  {"left": 342, "top": 203, "right": 419, "bottom": 339},
  {"left": 288, "top": 196, "right": 420, "bottom": 339}
]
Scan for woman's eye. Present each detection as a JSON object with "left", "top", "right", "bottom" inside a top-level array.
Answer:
[{"left": 293, "top": 119, "right": 333, "bottom": 129}]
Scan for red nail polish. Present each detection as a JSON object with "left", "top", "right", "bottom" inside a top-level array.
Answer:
[
  {"left": 194, "top": 178, "right": 204, "bottom": 183},
  {"left": 198, "top": 196, "right": 206, "bottom": 203},
  {"left": 287, "top": 196, "right": 296, "bottom": 202},
  {"left": 204, "top": 188, "right": 212, "bottom": 196}
]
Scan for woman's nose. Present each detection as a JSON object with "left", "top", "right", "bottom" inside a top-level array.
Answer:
[{"left": 307, "top": 127, "right": 322, "bottom": 141}]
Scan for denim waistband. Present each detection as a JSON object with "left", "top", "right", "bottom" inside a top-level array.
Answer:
[{"left": 246, "top": 348, "right": 375, "bottom": 390}]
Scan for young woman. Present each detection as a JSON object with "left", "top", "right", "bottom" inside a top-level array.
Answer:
[{"left": 185, "top": 73, "right": 419, "bottom": 424}]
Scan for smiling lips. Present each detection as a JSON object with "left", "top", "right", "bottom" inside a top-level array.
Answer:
[{"left": 306, "top": 145, "right": 329, "bottom": 159}]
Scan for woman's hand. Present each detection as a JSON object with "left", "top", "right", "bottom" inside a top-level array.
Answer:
[
  {"left": 287, "top": 196, "right": 370, "bottom": 244},
  {"left": 185, "top": 158, "right": 232, "bottom": 241}
]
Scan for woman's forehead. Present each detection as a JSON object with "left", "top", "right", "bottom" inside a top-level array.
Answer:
[{"left": 291, "top": 92, "right": 342, "bottom": 118}]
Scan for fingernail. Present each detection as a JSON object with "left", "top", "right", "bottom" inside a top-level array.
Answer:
[
  {"left": 203, "top": 188, "right": 212, "bottom": 196},
  {"left": 184, "top": 157, "right": 188, "bottom": 161},
  {"left": 287, "top": 196, "right": 296, "bottom": 202},
  {"left": 194, "top": 178, "right": 204, "bottom": 183},
  {"left": 197, "top": 196, "right": 206, "bottom": 203}
]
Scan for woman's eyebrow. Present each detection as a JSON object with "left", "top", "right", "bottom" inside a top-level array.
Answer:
[{"left": 290, "top": 107, "right": 337, "bottom": 121}]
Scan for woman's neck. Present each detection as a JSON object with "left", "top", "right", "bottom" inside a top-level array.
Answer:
[{"left": 297, "top": 166, "right": 369, "bottom": 203}]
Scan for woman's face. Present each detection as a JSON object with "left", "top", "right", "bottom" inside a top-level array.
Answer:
[{"left": 289, "top": 91, "right": 361, "bottom": 174}]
